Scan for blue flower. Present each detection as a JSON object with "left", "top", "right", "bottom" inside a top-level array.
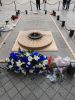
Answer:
[
  {"left": 15, "top": 66, "right": 20, "bottom": 71},
  {"left": 26, "top": 64, "right": 32, "bottom": 69},
  {"left": 18, "top": 50, "right": 23, "bottom": 55},
  {"left": 38, "top": 55, "right": 45, "bottom": 62},
  {"left": 10, "top": 52, "right": 18, "bottom": 61},
  {"left": 45, "top": 65, "right": 48, "bottom": 68},
  {"left": 34, "top": 68, "right": 40, "bottom": 73},
  {"left": 32, "top": 51, "right": 39, "bottom": 56},
  {"left": 21, "top": 56, "right": 28, "bottom": 62}
]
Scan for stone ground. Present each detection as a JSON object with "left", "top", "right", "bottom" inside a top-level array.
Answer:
[{"left": 0, "top": 0, "right": 75, "bottom": 100}]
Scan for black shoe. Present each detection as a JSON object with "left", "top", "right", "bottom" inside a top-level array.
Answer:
[{"left": 0, "top": 3, "right": 2, "bottom": 6}]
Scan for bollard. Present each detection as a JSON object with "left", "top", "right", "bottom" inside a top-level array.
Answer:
[
  {"left": 45, "top": 10, "right": 47, "bottom": 14},
  {"left": 16, "top": 10, "right": 20, "bottom": 16},
  {"left": 25, "top": 10, "right": 28, "bottom": 14},
  {"left": 0, "top": 31, "right": 1, "bottom": 37},
  {"left": 17, "top": 10, "right": 20, "bottom": 15},
  {"left": 57, "top": 15, "right": 60, "bottom": 20},
  {"left": 53, "top": 10, "right": 56, "bottom": 16},
  {"left": 14, "top": 1, "right": 17, "bottom": 11},
  {"left": 16, "top": 11, "right": 18, "bottom": 16},
  {"left": 61, "top": 21, "right": 65, "bottom": 27},
  {"left": 69, "top": 30, "right": 74, "bottom": 38},
  {"left": 5, "top": 21, "right": 9, "bottom": 25}
]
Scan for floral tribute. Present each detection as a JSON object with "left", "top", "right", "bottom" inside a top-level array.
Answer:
[
  {"left": 6, "top": 50, "right": 48, "bottom": 75},
  {"left": 6, "top": 50, "right": 70, "bottom": 82}
]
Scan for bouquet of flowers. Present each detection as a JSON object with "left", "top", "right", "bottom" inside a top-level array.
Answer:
[
  {"left": 6, "top": 50, "right": 48, "bottom": 75},
  {"left": 47, "top": 56, "right": 70, "bottom": 82}
]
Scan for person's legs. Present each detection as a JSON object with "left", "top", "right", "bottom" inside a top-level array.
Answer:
[
  {"left": 0, "top": 0, "right": 2, "bottom": 6},
  {"left": 36, "top": 3, "right": 38, "bottom": 10},
  {"left": 38, "top": 2, "right": 40, "bottom": 10},
  {"left": 63, "top": 0, "right": 66, "bottom": 10},
  {"left": 66, "top": 1, "right": 70, "bottom": 10},
  {"left": 63, "top": 2, "right": 65, "bottom": 9},
  {"left": 67, "top": 2, "right": 70, "bottom": 9}
]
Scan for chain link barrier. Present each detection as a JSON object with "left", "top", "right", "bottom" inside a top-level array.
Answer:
[
  {"left": 15, "top": 1, "right": 29, "bottom": 6},
  {"left": 3, "top": 1, "right": 14, "bottom": 6},
  {"left": 57, "top": 16, "right": 75, "bottom": 32},
  {"left": 47, "top": 1, "right": 59, "bottom": 5},
  {"left": 0, "top": 0, "right": 75, "bottom": 12}
]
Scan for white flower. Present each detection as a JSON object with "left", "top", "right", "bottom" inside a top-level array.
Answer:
[
  {"left": 20, "top": 54, "right": 23, "bottom": 57},
  {"left": 16, "top": 60, "right": 22, "bottom": 67},
  {"left": 11, "top": 59, "right": 14, "bottom": 65},
  {"left": 21, "top": 70, "right": 26, "bottom": 75},
  {"left": 27, "top": 62, "right": 31, "bottom": 65},
  {"left": 28, "top": 56, "right": 33, "bottom": 61},
  {"left": 29, "top": 69, "right": 33, "bottom": 73},
  {"left": 26, "top": 52, "right": 30, "bottom": 57},
  {"left": 39, "top": 70, "right": 43, "bottom": 74},
  {"left": 9, "top": 65, "right": 13, "bottom": 69},
  {"left": 34, "top": 56, "right": 39, "bottom": 60},
  {"left": 39, "top": 63, "right": 43, "bottom": 68},
  {"left": 26, "top": 65, "right": 29, "bottom": 68},
  {"left": 44, "top": 56, "right": 47, "bottom": 58},
  {"left": 14, "top": 70, "right": 19, "bottom": 73},
  {"left": 43, "top": 60, "right": 48, "bottom": 66},
  {"left": 43, "top": 67, "right": 46, "bottom": 70},
  {"left": 33, "top": 66, "right": 35, "bottom": 68},
  {"left": 36, "top": 65, "right": 39, "bottom": 68},
  {"left": 6, "top": 58, "right": 10, "bottom": 62}
]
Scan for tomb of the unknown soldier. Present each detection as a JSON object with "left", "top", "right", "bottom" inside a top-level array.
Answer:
[{"left": 0, "top": 0, "right": 75, "bottom": 100}]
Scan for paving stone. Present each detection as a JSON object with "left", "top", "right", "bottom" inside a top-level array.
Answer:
[
  {"left": 0, "top": 76, "right": 9, "bottom": 85},
  {"left": 46, "top": 87, "right": 56, "bottom": 98},
  {"left": 0, "top": 87, "right": 5, "bottom": 96},
  {"left": 52, "top": 93, "right": 64, "bottom": 100},
  {"left": 22, "top": 77, "right": 32, "bottom": 85},
  {"left": 7, "top": 87, "right": 18, "bottom": 98},
  {"left": 61, "top": 80, "right": 72, "bottom": 92},
  {"left": 15, "top": 81, "right": 25, "bottom": 91},
  {"left": 0, "top": 93, "right": 10, "bottom": 100},
  {"left": 11, "top": 77, "right": 21, "bottom": 85},
  {"left": 66, "top": 93, "right": 75, "bottom": 100},
  {"left": 70, "top": 78, "right": 75, "bottom": 85},
  {"left": 51, "top": 83, "right": 61, "bottom": 91},
  {"left": 39, "top": 93, "right": 51, "bottom": 100},
  {"left": 33, "top": 86, "right": 43, "bottom": 98},
  {"left": 27, "top": 81, "right": 38, "bottom": 91},
  {"left": 40, "top": 81, "right": 49, "bottom": 91},
  {"left": 4, "top": 81, "right": 13, "bottom": 91},
  {"left": 12, "top": 93, "right": 24, "bottom": 100},
  {"left": 33, "top": 77, "right": 44, "bottom": 85},
  {"left": 20, "top": 87, "right": 31, "bottom": 99},
  {"left": 58, "top": 87, "right": 68, "bottom": 99},
  {"left": 26, "top": 93, "right": 37, "bottom": 100},
  {"left": 70, "top": 86, "right": 75, "bottom": 96},
  {"left": 6, "top": 72, "right": 15, "bottom": 79},
  {"left": 44, "top": 79, "right": 52, "bottom": 86},
  {"left": 0, "top": 82, "right": 3, "bottom": 88}
]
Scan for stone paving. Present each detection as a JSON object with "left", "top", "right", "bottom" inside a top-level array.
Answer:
[{"left": 0, "top": 0, "right": 75, "bottom": 100}]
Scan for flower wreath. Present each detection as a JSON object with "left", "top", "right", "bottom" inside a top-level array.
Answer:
[{"left": 6, "top": 50, "right": 48, "bottom": 75}]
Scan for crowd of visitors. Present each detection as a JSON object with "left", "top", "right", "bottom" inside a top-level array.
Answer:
[
  {"left": 0, "top": 0, "right": 72, "bottom": 11},
  {"left": 36, "top": 0, "right": 71, "bottom": 10},
  {"left": 63, "top": 0, "right": 71, "bottom": 10}
]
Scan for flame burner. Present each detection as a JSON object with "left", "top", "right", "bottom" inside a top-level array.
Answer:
[{"left": 28, "top": 32, "right": 43, "bottom": 40}]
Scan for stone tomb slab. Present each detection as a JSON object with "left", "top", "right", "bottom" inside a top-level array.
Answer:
[{"left": 12, "top": 30, "right": 58, "bottom": 51}]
